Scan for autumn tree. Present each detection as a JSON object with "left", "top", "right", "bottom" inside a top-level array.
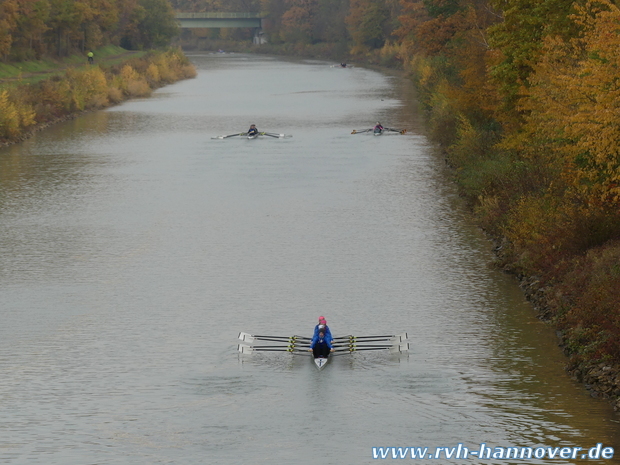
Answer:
[
  {"left": 314, "top": 0, "right": 350, "bottom": 43},
  {"left": 0, "top": 0, "right": 20, "bottom": 59},
  {"left": 514, "top": 0, "right": 620, "bottom": 207},
  {"left": 347, "top": 0, "right": 391, "bottom": 50},
  {"left": 281, "top": 0, "right": 319, "bottom": 42},
  {"left": 118, "top": 0, "right": 178, "bottom": 49},
  {"left": 486, "top": 0, "right": 583, "bottom": 128}
]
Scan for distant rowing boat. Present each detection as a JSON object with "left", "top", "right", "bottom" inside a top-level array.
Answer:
[
  {"left": 352, "top": 127, "right": 407, "bottom": 135},
  {"left": 212, "top": 131, "right": 293, "bottom": 140}
]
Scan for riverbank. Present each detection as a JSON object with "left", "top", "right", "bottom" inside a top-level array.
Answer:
[{"left": 0, "top": 47, "right": 196, "bottom": 147}]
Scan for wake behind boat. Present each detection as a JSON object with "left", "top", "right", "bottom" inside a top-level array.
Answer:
[{"left": 237, "top": 331, "right": 409, "bottom": 371}]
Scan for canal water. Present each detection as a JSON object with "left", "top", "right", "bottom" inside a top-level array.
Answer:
[{"left": 0, "top": 53, "right": 618, "bottom": 464}]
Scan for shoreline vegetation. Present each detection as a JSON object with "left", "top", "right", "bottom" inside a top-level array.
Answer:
[
  {"left": 0, "top": 46, "right": 196, "bottom": 147},
  {"left": 179, "top": 38, "right": 620, "bottom": 411}
]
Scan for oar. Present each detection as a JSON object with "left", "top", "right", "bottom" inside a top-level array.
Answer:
[
  {"left": 244, "top": 340, "right": 310, "bottom": 348},
  {"left": 263, "top": 132, "right": 292, "bottom": 139},
  {"left": 332, "top": 336, "right": 406, "bottom": 344},
  {"left": 238, "top": 332, "right": 311, "bottom": 342},
  {"left": 351, "top": 129, "right": 372, "bottom": 134},
  {"left": 211, "top": 132, "right": 245, "bottom": 139},
  {"left": 239, "top": 333, "right": 305, "bottom": 343},
  {"left": 336, "top": 344, "right": 402, "bottom": 349},
  {"left": 243, "top": 344, "right": 301, "bottom": 349},
  {"left": 335, "top": 342, "right": 409, "bottom": 351},
  {"left": 333, "top": 332, "right": 408, "bottom": 341},
  {"left": 334, "top": 343, "right": 409, "bottom": 354},
  {"left": 238, "top": 344, "right": 309, "bottom": 355},
  {"left": 385, "top": 127, "right": 407, "bottom": 134}
]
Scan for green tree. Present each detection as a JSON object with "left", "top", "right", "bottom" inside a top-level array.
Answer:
[
  {"left": 120, "top": 0, "right": 178, "bottom": 49},
  {"left": 0, "top": 0, "right": 20, "bottom": 59},
  {"left": 347, "top": 0, "right": 391, "bottom": 50},
  {"left": 487, "top": 0, "right": 582, "bottom": 127}
]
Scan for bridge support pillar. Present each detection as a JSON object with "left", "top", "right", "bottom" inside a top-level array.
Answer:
[{"left": 253, "top": 28, "right": 266, "bottom": 44}]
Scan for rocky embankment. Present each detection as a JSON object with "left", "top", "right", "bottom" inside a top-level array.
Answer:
[{"left": 518, "top": 275, "right": 620, "bottom": 411}]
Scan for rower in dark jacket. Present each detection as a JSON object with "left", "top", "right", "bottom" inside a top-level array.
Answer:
[
  {"left": 309, "top": 330, "right": 334, "bottom": 359},
  {"left": 247, "top": 124, "right": 259, "bottom": 136}
]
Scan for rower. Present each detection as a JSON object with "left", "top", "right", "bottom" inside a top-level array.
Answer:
[
  {"left": 340, "top": 63, "right": 347, "bottom": 68},
  {"left": 374, "top": 122, "right": 384, "bottom": 132},
  {"left": 313, "top": 317, "right": 333, "bottom": 344},
  {"left": 309, "top": 330, "right": 334, "bottom": 359},
  {"left": 247, "top": 124, "right": 259, "bottom": 136}
]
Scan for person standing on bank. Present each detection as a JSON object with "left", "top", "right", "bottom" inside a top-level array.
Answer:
[{"left": 87, "top": 51, "right": 94, "bottom": 64}]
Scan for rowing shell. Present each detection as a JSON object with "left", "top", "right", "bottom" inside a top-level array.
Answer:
[
  {"left": 314, "top": 356, "right": 329, "bottom": 370},
  {"left": 374, "top": 129, "right": 383, "bottom": 136},
  {"left": 247, "top": 133, "right": 259, "bottom": 139}
]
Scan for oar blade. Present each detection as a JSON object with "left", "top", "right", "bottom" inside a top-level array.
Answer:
[
  {"left": 264, "top": 132, "right": 292, "bottom": 138},
  {"left": 238, "top": 332, "right": 255, "bottom": 343},
  {"left": 238, "top": 344, "right": 254, "bottom": 354},
  {"left": 389, "top": 343, "right": 410, "bottom": 354}
]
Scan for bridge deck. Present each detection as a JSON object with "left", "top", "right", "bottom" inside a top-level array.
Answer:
[
  {"left": 176, "top": 12, "right": 262, "bottom": 19},
  {"left": 175, "top": 12, "right": 263, "bottom": 28}
]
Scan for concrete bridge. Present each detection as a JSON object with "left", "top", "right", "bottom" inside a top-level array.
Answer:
[
  {"left": 175, "top": 12, "right": 263, "bottom": 29},
  {"left": 175, "top": 12, "right": 266, "bottom": 44}
]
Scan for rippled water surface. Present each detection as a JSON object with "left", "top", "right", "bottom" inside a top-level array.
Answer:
[{"left": 0, "top": 54, "right": 619, "bottom": 464}]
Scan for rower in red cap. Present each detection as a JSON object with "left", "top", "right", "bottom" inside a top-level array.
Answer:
[{"left": 312, "top": 316, "right": 333, "bottom": 344}]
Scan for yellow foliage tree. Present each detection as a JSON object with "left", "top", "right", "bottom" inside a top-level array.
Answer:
[
  {"left": 0, "top": 90, "right": 36, "bottom": 139},
  {"left": 518, "top": 0, "right": 620, "bottom": 206}
]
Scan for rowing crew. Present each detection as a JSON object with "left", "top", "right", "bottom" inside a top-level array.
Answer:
[
  {"left": 310, "top": 315, "right": 334, "bottom": 359},
  {"left": 211, "top": 125, "right": 293, "bottom": 140},
  {"left": 238, "top": 316, "right": 409, "bottom": 370},
  {"left": 351, "top": 123, "right": 407, "bottom": 135}
]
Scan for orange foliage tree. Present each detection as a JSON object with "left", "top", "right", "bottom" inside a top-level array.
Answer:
[
  {"left": 281, "top": 0, "right": 318, "bottom": 42},
  {"left": 517, "top": 0, "right": 620, "bottom": 207}
]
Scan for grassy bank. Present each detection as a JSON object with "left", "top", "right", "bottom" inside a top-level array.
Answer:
[
  {"left": 0, "top": 46, "right": 148, "bottom": 87},
  {"left": 0, "top": 48, "right": 196, "bottom": 145}
]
